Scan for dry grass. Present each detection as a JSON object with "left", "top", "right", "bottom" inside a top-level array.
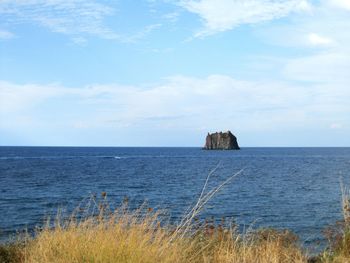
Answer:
[
  {"left": 321, "top": 183, "right": 350, "bottom": 262},
  {"left": 19, "top": 202, "right": 306, "bottom": 263},
  {"left": 0, "top": 243, "right": 25, "bottom": 263},
  {"left": 5, "top": 171, "right": 350, "bottom": 262},
  {"left": 25, "top": 212, "right": 185, "bottom": 263},
  {"left": 0, "top": 167, "right": 308, "bottom": 263},
  {"left": 0, "top": 185, "right": 307, "bottom": 263}
]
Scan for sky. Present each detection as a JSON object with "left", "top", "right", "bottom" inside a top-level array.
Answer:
[{"left": 0, "top": 0, "right": 349, "bottom": 147}]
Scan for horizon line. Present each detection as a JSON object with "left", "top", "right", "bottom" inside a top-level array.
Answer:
[{"left": 1, "top": 145, "right": 349, "bottom": 148}]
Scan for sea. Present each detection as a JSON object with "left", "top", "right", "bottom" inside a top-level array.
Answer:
[{"left": 1, "top": 146, "right": 350, "bottom": 251}]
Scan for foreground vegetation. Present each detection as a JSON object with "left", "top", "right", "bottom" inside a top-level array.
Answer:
[
  {"left": 0, "top": 199, "right": 307, "bottom": 263},
  {"left": 2, "top": 173, "right": 350, "bottom": 262}
]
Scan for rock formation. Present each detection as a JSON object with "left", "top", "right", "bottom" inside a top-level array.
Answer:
[{"left": 204, "top": 131, "right": 240, "bottom": 150}]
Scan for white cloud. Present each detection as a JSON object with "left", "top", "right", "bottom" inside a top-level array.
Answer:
[
  {"left": 71, "top": 36, "right": 88, "bottom": 45},
  {"left": 296, "top": 0, "right": 313, "bottom": 12},
  {"left": 0, "top": 29, "right": 15, "bottom": 39},
  {"left": 0, "top": 0, "right": 118, "bottom": 39},
  {"left": 1, "top": 74, "right": 349, "bottom": 145},
  {"left": 0, "top": 1, "right": 163, "bottom": 42},
  {"left": 283, "top": 52, "right": 350, "bottom": 83},
  {"left": 121, "top": 23, "right": 162, "bottom": 43},
  {"left": 163, "top": 12, "right": 180, "bottom": 23},
  {"left": 1, "top": 74, "right": 347, "bottom": 131},
  {"left": 179, "top": 0, "right": 310, "bottom": 37},
  {"left": 0, "top": 82, "right": 57, "bottom": 113},
  {"left": 329, "top": 0, "right": 350, "bottom": 10},
  {"left": 307, "top": 33, "right": 333, "bottom": 45},
  {"left": 252, "top": 0, "right": 350, "bottom": 96}
]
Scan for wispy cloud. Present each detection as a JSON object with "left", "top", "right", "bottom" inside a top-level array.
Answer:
[
  {"left": 121, "top": 23, "right": 162, "bottom": 43},
  {"left": 0, "top": 0, "right": 118, "bottom": 39},
  {"left": 329, "top": 0, "right": 350, "bottom": 10},
  {"left": 0, "top": 1, "right": 164, "bottom": 43},
  {"left": 283, "top": 52, "right": 350, "bottom": 83},
  {"left": 71, "top": 36, "right": 88, "bottom": 46},
  {"left": 178, "top": 0, "right": 310, "bottom": 37},
  {"left": 307, "top": 33, "right": 334, "bottom": 46},
  {"left": 1, "top": 74, "right": 348, "bottom": 132},
  {"left": 0, "top": 29, "right": 15, "bottom": 39},
  {"left": 162, "top": 12, "right": 180, "bottom": 23}
]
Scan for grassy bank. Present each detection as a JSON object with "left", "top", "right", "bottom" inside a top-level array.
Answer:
[
  {"left": 1, "top": 198, "right": 350, "bottom": 263},
  {"left": 0, "top": 200, "right": 307, "bottom": 263},
  {"left": 2, "top": 173, "right": 350, "bottom": 262}
]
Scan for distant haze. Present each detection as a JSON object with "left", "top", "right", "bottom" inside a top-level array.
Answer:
[{"left": 0, "top": 0, "right": 349, "bottom": 147}]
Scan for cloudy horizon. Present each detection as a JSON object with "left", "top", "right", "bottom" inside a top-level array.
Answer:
[{"left": 1, "top": 0, "right": 349, "bottom": 147}]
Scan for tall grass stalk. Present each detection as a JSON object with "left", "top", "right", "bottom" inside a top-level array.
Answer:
[{"left": 172, "top": 167, "right": 244, "bottom": 240}]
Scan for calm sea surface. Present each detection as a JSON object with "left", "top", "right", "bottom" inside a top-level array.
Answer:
[{"left": 1, "top": 147, "right": 350, "bottom": 249}]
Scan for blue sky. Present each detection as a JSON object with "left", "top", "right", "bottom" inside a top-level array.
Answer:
[{"left": 0, "top": 0, "right": 349, "bottom": 146}]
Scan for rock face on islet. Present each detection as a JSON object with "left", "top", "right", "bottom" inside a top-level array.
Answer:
[{"left": 203, "top": 131, "right": 240, "bottom": 150}]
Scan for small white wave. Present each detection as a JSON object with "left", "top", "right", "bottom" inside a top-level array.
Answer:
[{"left": 0, "top": 156, "right": 26, "bottom": 160}]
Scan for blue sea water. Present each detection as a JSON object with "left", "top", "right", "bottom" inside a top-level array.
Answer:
[{"left": 1, "top": 147, "right": 350, "bottom": 250}]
